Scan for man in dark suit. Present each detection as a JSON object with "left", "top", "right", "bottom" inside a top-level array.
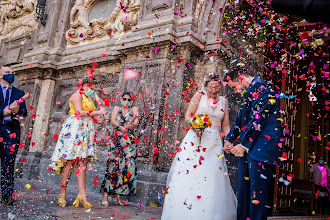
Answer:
[
  {"left": 223, "top": 67, "right": 286, "bottom": 220},
  {"left": 0, "top": 66, "right": 27, "bottom": 205}
]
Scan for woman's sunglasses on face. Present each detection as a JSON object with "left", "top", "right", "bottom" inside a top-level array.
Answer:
[
  {"left": 123, "top": 98, "right": 131, "bottom": 101},
  {"left": 207, "top": 86, "right": 220, "bottom": 90}
]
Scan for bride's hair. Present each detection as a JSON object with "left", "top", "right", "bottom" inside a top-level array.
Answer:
[{"left": 203, "top": 72, "right": 221, "bottom": 87}]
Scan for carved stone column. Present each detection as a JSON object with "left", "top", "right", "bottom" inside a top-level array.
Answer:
[{"left": 28, "top": 78, "right": 56, "bottom": 179}]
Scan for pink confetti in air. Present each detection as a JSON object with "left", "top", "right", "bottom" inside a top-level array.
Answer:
[
  {"left": 195, "top": 33, "right": 199, "bottom": 37},
  {"left": 175, "top": 140, "right": 180, "bottom": 144},
  {"left": 176, "top": 11, "right": 180, "bottom": 15},
  {"left": 255, "top": 114, "right": 260, "bottom": 119},
  {"left": 88, "top": 165, "right": 93, "bottom": 170},
  {"left": 222, "top": 81, "right": 228, "bottom": 86},
  {"left": 171, "top": 45, "right": 175, "bottom": 49},
  {"left": 207, "top": 98, "right": 219, "bottom": 107},
  {"left": 124, "top": 69, "right": 137, "bottom": 80},
  {"left": 154, "top": 48, "right": 158, "bottom": 52}
]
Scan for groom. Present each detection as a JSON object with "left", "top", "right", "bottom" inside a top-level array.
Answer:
[
  {"left": 0, "top": 66, "right": 27, "bottom": 205},
  {"left": 223, "top": 67, "right": 286, "bottom": 220}
]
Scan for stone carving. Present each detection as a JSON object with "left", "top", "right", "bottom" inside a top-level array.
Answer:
[
  {"left": 66, "top": 0, "right": 141, "bottom": 46},
  {"left": 0, "top": 0, "right": 38, "bottom": 40},
  {"left": 195, "top": 0, "right": 205, "bottom": 19}
]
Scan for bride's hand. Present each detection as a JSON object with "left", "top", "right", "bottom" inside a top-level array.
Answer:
[{"left": 193, "top": 128, "right": 203, "bottom": 138}]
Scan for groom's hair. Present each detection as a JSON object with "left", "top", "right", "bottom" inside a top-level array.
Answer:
[{"left": 224, "top": 66, "right": 251, "bottom": 82}]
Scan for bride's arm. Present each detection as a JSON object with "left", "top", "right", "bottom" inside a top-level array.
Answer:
[
  {"left": 222, "top": 98, "right": 231, "bottom": 136},
  {"left": 184, "top": 91, "right": 203, "bottom": 124}
]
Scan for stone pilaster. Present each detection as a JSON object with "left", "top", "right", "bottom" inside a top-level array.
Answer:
[
  {"left": 30, "top": 79, "right": 56, "bottom": 153},
  {"left": 28, "top": 78, "right": 55, "bottom": 179}
]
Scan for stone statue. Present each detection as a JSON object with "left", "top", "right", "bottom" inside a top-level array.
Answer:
[
  {"left": 66, "top": 0, "right": 141, "bottom": 46},
  {"left": 195, "top": 0, "right": 205, "bottom": 19},
  {"left": 104, "top": 0, "right": 140, "bottom": 34},
  {"left": 69, "top": 0, "right": 86, "bottom": 27}
]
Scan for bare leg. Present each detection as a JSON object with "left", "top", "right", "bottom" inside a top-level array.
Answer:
[
  {"left": 76, "top": 158, "right": 89, "bottom": 203},
  {"left": 59, "top": 161, "right": 73, "bottom": 201}
]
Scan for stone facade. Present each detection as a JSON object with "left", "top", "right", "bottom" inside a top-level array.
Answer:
[{"left": 0, "top": 0, "right": 242, "bottom": 206}]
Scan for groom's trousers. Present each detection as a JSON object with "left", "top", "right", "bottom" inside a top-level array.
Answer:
[
  {"left": 0, "top": 136, "right": 19, "bottom": 201},
  {"left": 237, "top": 154, "right": 275, "bottom": 220}
]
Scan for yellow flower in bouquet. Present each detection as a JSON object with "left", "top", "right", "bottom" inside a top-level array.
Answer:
[
  {"left": 189, "top": 114, "right": 212, "bottom": 132},
  {"left": 190, "top": 114, "right": 212, "bottom": 144}
]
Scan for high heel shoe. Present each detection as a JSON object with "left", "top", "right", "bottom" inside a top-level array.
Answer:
[
  {"left": 112, "top": 194, "right": 126, "bottom": 206},
  {"left": 58, "top": 193, "right": 67, "bottom": 207},
  {"left": 73, "top": 194, "right": 93, "bottom": 209},
  {"left": 101, "top": 193, "right": 109, "bottom": 206}
]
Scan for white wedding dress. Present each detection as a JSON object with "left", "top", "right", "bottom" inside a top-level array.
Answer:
[{"left": 161, "top": 94, "right": 237, "bottom": 220}]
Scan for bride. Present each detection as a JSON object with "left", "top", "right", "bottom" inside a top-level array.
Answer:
[{"left": 161, "top": 73, "right": 237, "bottom": 220}]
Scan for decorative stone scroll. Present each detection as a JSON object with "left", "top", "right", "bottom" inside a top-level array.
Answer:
[
  {"left": 0, "top": 0, "right": 38, "bottom": 40},
  {"left": 66, "top": 0, "right": 141, "bottom": 46}
]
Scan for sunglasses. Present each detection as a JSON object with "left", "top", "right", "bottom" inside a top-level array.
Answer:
[
  {"left": 207, "top": 86, "right": 221, "bottom": 90},
  {"left": 123, "top": 98, "right": 131, "bottom": 101}
]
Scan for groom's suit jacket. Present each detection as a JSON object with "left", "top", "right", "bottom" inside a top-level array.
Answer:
[
  {"left": 0, "top": 85, "right": 27, "bottom": 140},
  {"left": 225, "top": 75, "right": 286, "bottom": 166}
]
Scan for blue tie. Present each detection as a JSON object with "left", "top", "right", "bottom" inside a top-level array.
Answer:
[{"left": 5, "top": 87, "right": 10, "bottom": 106}]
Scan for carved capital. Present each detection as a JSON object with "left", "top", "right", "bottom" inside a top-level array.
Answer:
[
  {"left": 0, "top": 0, "right": 38, "bottom": 40},
  {"left": 66, "top": 0, "right": 141, "bottom": 46}
]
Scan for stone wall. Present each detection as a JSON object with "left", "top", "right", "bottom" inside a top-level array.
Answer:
[{"left": 0, "top": 0, "right": 242, "bottom": 206}]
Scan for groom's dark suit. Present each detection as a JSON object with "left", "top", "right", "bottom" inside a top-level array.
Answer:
[
  {"left": 0, "top": 83, "right": 27, "bottom": 203},
  {"left": 226, "top": 75, "right": 286, "bottom": 220}
]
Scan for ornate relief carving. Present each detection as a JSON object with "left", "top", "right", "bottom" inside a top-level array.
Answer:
[
  {"left": 66, "top": 0, "right": 141, "bottom": 46},
  {"left": 195, "top": 0, "right": 205, "bottom": 19},
  {"left": 0, "top": 0, "right": 38, "bottom": 40}
]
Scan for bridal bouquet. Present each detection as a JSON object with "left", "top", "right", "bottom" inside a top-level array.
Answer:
[{"left": 190, "top": 114, "right": 212, "bottom": 143}]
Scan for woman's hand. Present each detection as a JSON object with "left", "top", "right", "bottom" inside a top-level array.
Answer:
[
  {"left": 118, "top": 126, "right": 126, "bottom": 133},
  {"left": 125, "top": 123, "right": 135, "bottom": 130},
  {"left": 193, "top": 128, "right": 203, "bottom": 138},
  {"left": 97, "top": 108, "right": 107, "bottom": 116}
]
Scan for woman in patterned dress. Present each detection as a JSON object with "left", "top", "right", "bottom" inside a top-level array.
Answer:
[
  {"left": 49, "top": 78, "right": 106, "bottom": 208},
  {"left": 100, "top": 92, "right": 139, "bottom": 206}
]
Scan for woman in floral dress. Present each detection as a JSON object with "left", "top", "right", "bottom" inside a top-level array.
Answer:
[
  {"left": 49, "top": 78, "right": 106, "bottom": 208},
  {"left": 100, "top": 92, "right": 139, "bottom": 206}
]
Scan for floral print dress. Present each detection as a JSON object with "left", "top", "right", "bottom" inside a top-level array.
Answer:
[
  {"left": 100, "top": 107, "right": 137, "bottom": 196},
  {"left": 49, "top": 95, "right": 97, "bottom": 173}
]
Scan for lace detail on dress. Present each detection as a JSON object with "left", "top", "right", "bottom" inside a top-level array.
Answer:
[{"left": 195, "top": 94, "right": 225, "bottom": 131}]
